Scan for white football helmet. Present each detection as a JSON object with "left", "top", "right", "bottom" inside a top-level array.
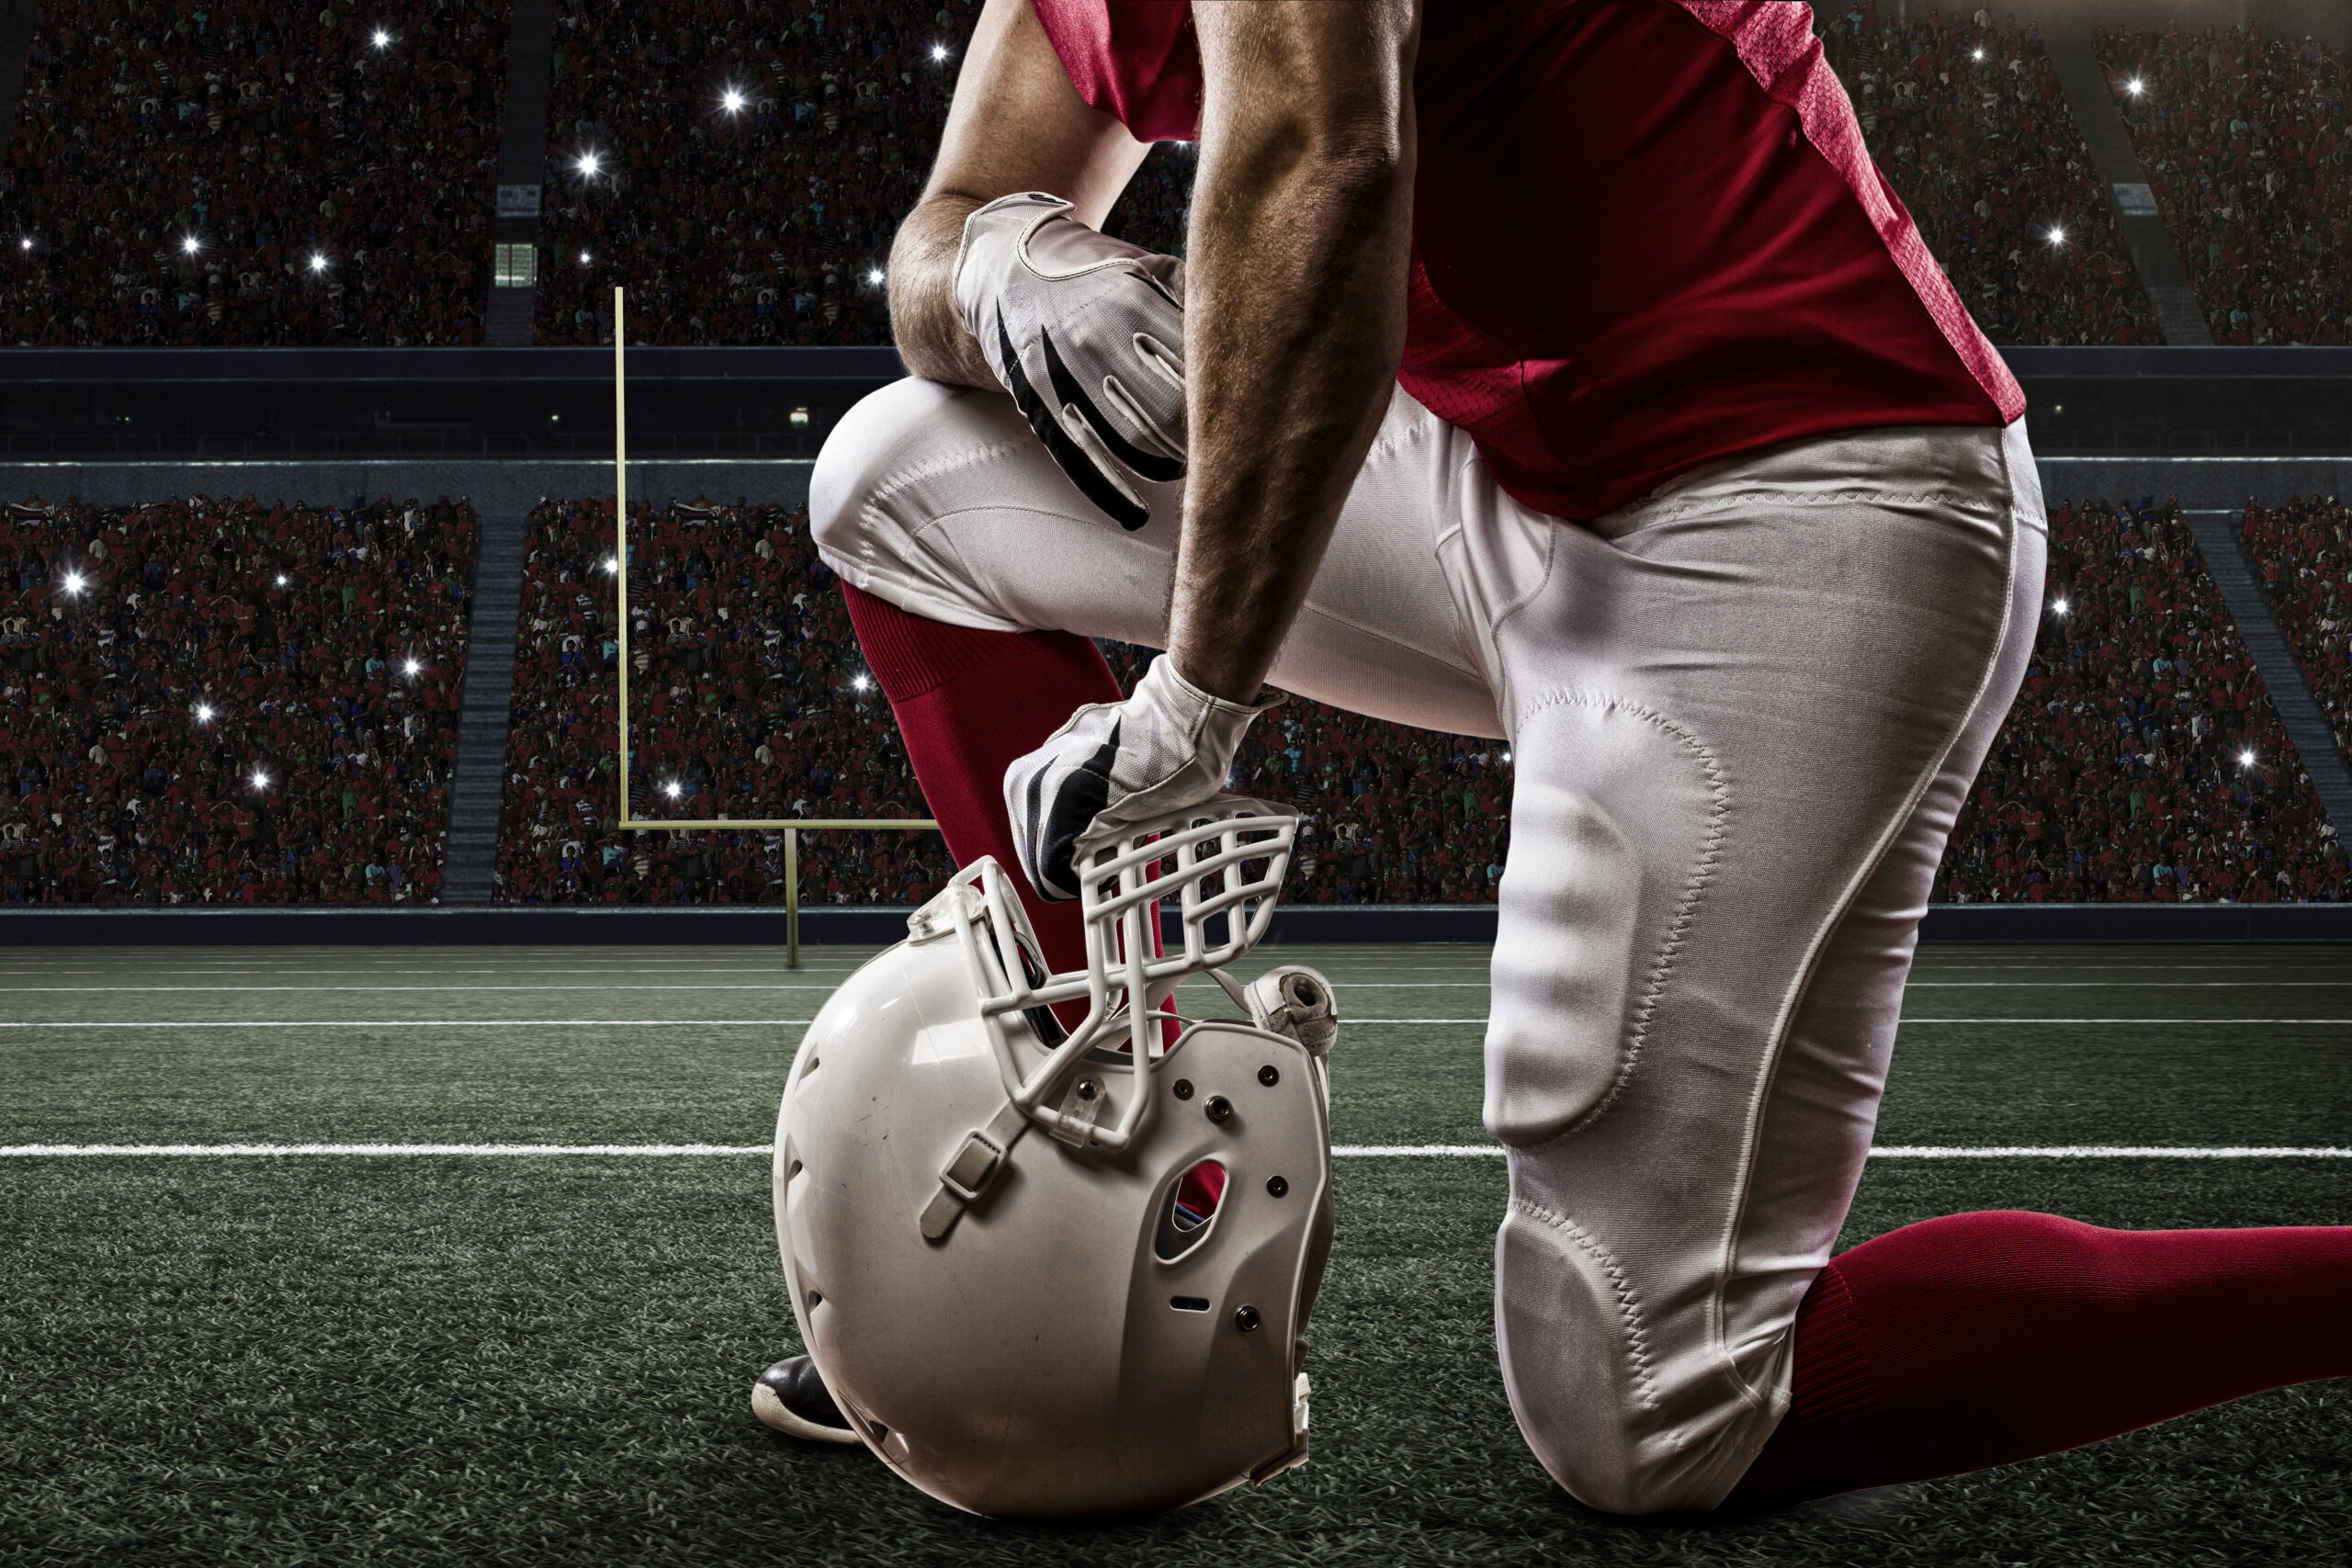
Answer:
[{"left": 773, "top": 797, "right": 1339, "bottom": 1517}]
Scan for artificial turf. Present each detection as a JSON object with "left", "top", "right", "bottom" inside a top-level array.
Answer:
[{"left": 2, "top": 942, "right": 2348, "bottom": 1565}]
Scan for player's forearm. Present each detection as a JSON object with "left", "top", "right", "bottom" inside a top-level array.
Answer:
[
  {"left": 887, "top": 194, "right": 1000, "bottom": 391},
  {"left": 1170, "top": 6, "right": 1419, "bottom": 705}
]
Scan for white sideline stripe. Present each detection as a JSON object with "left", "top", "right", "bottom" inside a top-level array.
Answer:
[
  {"left": 2, "top": 1143, "right": 2345, "bottom": 1159},
  {"left": 9, "top": 1017, "right": 2352, "bottom": 1030}
]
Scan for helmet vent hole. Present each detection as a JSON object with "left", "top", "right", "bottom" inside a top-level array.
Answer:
[
  {"left": 1170, "top": 1295, "right": 1212, "bottom": 1313},
  {"left": 1152, "top": 1158, "right": 1229, "bottom": 1262},
  {"left": 787, "top": 1158, "right": 804, "bottom": 1179},
  {"left": 801, "top": 1055, "right": 821, "bottom": 1077}
]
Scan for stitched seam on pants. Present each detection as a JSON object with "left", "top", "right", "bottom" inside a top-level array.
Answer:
[
  {"left": 1511, "top": 1193, "right": 1663, "bottom": 1412},
  {"left": 1713, "top": 481, "right": 2024, "bottom": 1416},
  {"left": 1513, "top": 687, "right": 1731, "bottom": 1145},
  {"left": 858, "top": 433, "right": 1039, "bottom": 546}
]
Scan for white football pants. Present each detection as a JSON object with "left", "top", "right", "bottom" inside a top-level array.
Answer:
[{"left": 810, "top": 378, "right": 2044, "bottom": 1515}]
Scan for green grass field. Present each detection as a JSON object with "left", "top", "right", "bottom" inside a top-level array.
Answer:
[{"left": 4, "top": 942, "right": 2349, "bottom": 1566}]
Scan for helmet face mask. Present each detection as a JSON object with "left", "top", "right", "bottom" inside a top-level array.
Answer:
[{"left": 774, "top": 798, "right": 1338, "bottom": 1518}]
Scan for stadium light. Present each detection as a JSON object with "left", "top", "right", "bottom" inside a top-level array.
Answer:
[
  {"left": 310, "top": 253, "right": 329, "bottom": 274},
  {"left": 721, "top": 86, "right": 747, "bottom": 115},
  {"left": 371, "top": 28, "right": 390, "bottom": 50},
  {"left": 576, "top": 151, "right": 603, "bottom": 178},
  {"left": 931, "top": 43, "right": 949, "bottom": 62},
  {"left": 62, "top": 571, "right": 84, "bottom": 595},
  {"left": 194, "top": 703, "right": 215, "bottom": 724}
]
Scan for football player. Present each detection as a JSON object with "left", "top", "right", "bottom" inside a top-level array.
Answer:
[{"left": 759, "top": 0, "right": 2352, "bottom": 1515}]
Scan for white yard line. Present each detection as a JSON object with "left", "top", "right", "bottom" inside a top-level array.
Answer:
[
  {"left": 9, "top": 1017, "right": 2352, "bottom": 1030},
  {"left": 3, "top": 1143, "right": 2344, "bottom": 1159}
]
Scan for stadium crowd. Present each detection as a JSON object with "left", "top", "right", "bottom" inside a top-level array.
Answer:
[
  {"left": 535, "top": 0, "right": 981, "bottom": 346},
  {"left": 2235, "top": 494, "right": 2352, "bottom": 766},
  {"left": 1821, "top": 5, "right": 2161, "bottom": 344},
  {"left": 495, "top": 497, "right": 955, "bottom": 902},
  {"left": 0, "top": 0, "right": 506, "bottom": 345},
  {"left": 0, "top": 493, "right": 475, "bottom": 903},
  {"left": 2099, "top": 24, "right": 2352, "bottom": 344},
  {"left": 1939, "top": 496, "right": 2346, "bottom": 902}
]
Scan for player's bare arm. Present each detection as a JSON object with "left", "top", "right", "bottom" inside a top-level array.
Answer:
[
  {"left": 888, "top": 0, "right": 1151, "bottom": 391},
  {"left": 1170, "top": 0, "right": 1420, "bottom": 705}
]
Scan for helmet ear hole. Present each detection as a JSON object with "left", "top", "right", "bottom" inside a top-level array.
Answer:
[{"left": 1152, "top": 1158, "right": 1229, "bottom": 1262}]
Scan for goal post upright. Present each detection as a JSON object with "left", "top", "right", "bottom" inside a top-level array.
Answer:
[{"left": 607, "top": 284, "right": 938, "bottom": 964}]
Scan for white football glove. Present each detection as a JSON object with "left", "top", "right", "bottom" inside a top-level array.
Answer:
[
  {"left": 1004, "top": 657, "right": 1278, "bottom": 902},
  {"left": 954, "top": 192, "right": 1186, "bottom": 531}
]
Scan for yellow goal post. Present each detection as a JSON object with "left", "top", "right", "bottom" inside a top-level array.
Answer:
[{"left": 610, "top": 287, "right": 939, "bottom": 965}]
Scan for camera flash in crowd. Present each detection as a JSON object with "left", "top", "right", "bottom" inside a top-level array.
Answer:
[
  {"left": 722, "top": 87, "right": 747, "bottom": 115},
  {"left": 663, "top": 781, "right": 684, "bottom": 799},
  {"left": 403, "top": 659, "right": 423, "bottom": 677},
  {"left": 853, "top": 673, "right": 871, "bottom": 693},
  {"left": 276, "top": 574, "right": 288, "bottom": 587},
  {"left": 371, "top": 28, "right": 390, "bottom": 50},
  {"left": 252, "top": 770, "right": 270, "bottom": 791},
  {"left": 17, "top": 237, "right": 29, "bottom": 251},
  {"left": 577, "top": 152, "right": 603, "bottom": 178},
  {"left": 2045, "top": 225, "right": 2066, "bottom": 247},
  {"left": 194, "top": 704, "right": 214, "bottom": 724},
  {"left": 2240, "top": 749, "right": 2257, "bottom": 768},
  {"left": 580, "top": 251, "right": 593, "bottom": 265},
  {"left": 2127, "top": 78, "right": 2146, "bottom": 96},
  {"left": 603, "top": 557, "right": 619, "bottom": 574},
  {"left": 182, "top": 236, "right": 200, "bottom": 255},
  {"left": 310, "top": 254, "right": 329, "bottom": 274},
  {"left": 2052, "top": 597, "right": 2070, "bottom": 615},
  {"left": 866, "top": 268, "right": 885, "bottom": 286},
  {"left": 62, "top": 571, "right": 84, "bottom": 595},
  {"left": 932, "top": 43, "right": 948, "bottom": 62}
]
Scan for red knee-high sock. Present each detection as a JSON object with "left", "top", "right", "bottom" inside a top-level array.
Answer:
[
  {"left": 1728, "top": 1210, "right": 2352, "bottom": 1506},
  {"left": 840, "top": 581, "right": 1120, "bottom": 976}
]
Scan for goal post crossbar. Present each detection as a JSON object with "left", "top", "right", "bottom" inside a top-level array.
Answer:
[{"left": 607, "top": 287, "right": 942, "bottom": 965}]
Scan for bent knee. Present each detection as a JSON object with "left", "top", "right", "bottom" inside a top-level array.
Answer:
[
  {"left": 808, "top": 377, "right": 968, "bottom": 561},
  {"left": 1496, "top": 1198, "right": 1778, "bottom": 1515}
]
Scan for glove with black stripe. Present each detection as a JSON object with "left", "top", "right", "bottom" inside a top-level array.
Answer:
[
  {"left": 954, "top": 192, "right": 1186, "bottom": 531},
  {"left": 1004, "top": 656, "right": 1278, "bottom": 902}
]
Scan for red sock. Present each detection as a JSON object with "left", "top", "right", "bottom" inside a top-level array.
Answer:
[
  {"left": 1729, "top": 1210, "right": 2352, "bottom": 1506},
  {"left": 840, "top": 581, "right": 1120, "bottom": 975}
]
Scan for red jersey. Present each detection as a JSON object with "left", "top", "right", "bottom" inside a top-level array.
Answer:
[{"left": 1030, "top": 0, "right": 2024, "bottom": 521}]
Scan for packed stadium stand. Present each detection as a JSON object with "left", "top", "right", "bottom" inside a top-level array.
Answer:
[
  {"left": 2236, "top": 494, "right": 2352, "bottom": 767},
  {"left": 1939, "top": 496, "right": 2346, "bottom": 903},
  {"left": 1821, "top": 5, "right": 2162, "bottom": 345},
  {"left": 0, "top": 0, "right": 507, "bottom": 347},
  {"left": 0, "top": 493, "right": 476, "bottom": 903},
  {"left": 534, "top": 0, "right": 981, "bottom": 346},
  {"left": 2098, "top": 23, "right": 2351, "bottom": 344},
  {"left": 494, "top": 497, "right": 956, "bottom": 902},
  {"left": 483, "top": 492, "right": 2346, "bottom": 908}
]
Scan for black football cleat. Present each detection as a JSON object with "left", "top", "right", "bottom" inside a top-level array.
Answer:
[{"left": 752, "top": 1355, "right": 863, "bottom": 1445}]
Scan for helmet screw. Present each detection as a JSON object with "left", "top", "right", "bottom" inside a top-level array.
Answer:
[
  {"left": 1204, "top": 1095, "right": 1233, "bottom": 1124},
  {"left": 1257, "top": 1064, "right": 1280, "bottom": 1087},
  {"left": 1075, "top": 1078, "right": 1099, "bottom": 1101},
  {"left": 1172, "top": 1079, "right": 1194, "bottom": 1101},
  {"left": 1234, "top": 1304, "right": 1261, "bottom": 1332},
  {"left": 1266, "top": 1175, "right": 1288, "bottom": 1198}
]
